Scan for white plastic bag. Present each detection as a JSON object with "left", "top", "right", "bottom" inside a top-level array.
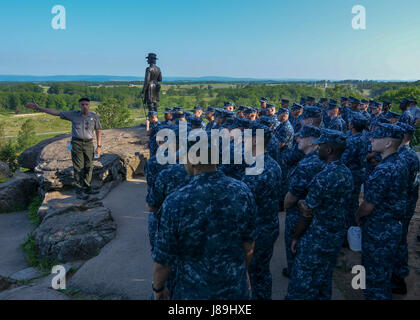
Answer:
[{"left": 347, "top": 226, "right": 362, "bottom": 252}]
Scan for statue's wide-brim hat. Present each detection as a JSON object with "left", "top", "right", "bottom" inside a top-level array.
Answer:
[{"left": 146, "top": 53, "right": 158, "bottom": 59}]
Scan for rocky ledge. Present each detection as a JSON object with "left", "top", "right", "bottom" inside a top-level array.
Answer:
[{"left": 15, "top": 126, "right": 150, "bottom": 262}]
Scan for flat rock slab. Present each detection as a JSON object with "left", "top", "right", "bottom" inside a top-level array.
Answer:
[
  {"left": 10, "top": 267, "right": 43, "bottom": 281},
  {"left": 68, "top": 179, "right": 152, "bottom": 299},
  {"left": 0, "top": 211, "right": 32, "bottom": 278},
  {"left": 34, "top": 205, "right": 117, "bottom": 262}
]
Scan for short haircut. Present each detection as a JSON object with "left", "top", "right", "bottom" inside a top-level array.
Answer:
[{"left": 79, "top": 97, "right": 91, "bottom": 103}]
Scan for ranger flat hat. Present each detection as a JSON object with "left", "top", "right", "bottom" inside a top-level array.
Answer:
[{"left": 146, "top": 53, "right": 158, "bottom": 59}]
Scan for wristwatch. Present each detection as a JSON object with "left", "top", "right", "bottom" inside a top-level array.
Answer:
[
  {"left": 97, "top": 145, "right": 102, "bottom": 148},
  {"left": 152, "top": 283, "right": 165, "bottom": 293}
]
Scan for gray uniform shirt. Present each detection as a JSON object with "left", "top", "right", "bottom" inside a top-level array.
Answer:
[{"left": 60, "top": 111, "right": 102, "bottom": 140}]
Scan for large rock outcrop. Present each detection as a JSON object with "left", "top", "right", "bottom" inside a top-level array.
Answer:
[
  {"left": 0, "top": 172, "right": 38, "bottom": 213},
  {"left": 17, "top": 126, "right": 150, "bottom": 262},
  {"left": 20, "top": 127, "right": 149, "bottom": 193}
]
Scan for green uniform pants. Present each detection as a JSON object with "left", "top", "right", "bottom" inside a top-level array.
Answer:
[{"left": 71, "top": 139, "right": 94, "bottom": 192}]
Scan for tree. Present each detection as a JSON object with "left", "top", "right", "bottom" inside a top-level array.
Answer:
[
  {"left": 0, "top": 141, "right": 18, "bottom": 173},
  {"left": 17, "top": 119, "right": 36, "bottom": 152},
  {"left": 96, "top": 98, "right": 134, "bottom": 129}
]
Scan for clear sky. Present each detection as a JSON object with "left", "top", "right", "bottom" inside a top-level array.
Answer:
[{"left": 0, "top": 0, "right": 419, "bottom": 80}]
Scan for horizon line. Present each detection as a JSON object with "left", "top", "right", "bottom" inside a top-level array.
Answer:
[{"left": 0, "top": 74, "right": 419, "bottom": 82}]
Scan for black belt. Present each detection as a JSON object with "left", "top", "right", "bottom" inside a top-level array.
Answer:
[{"left": 72, "top": 138, "right": 93, "bottom": 142}]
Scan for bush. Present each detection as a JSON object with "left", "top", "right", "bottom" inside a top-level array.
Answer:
[
  {"left": 0, "top": 141, "right": 18, "bottom": 173},
  {"left": 17, "top": 119, "right": 36, "bottom": 152},
  {"left": 96, "top": 98, "right": 134, "bottom": 129}
]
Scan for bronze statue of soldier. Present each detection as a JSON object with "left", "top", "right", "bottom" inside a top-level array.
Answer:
[{"left": 141, "top": 53, "right": 162, "bottom": 112}]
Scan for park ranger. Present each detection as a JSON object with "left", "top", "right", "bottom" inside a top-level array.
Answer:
[{"left": 26, "top": 97, "right": 102, "bottom": 200}]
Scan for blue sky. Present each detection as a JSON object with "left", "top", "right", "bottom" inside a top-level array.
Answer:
[{"left": 0, "top": 0, "right": 419, "bottom": 80}]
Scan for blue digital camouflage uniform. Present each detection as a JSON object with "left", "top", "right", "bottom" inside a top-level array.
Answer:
[
  {"left": 146, "top": 164, "right": 192, "bottom": 249},
  {"left": 362, "top": 151, "right": 409, "bottom": 300},
  {"left": 326, "top": 116, "right": 345, "bottom": 132},
  {"left": 148, "top": 121, "right": 162, "bottom": 157},
  {"left": 266, "top": 133, "right": 281, "bottom": 164},
  {"left": 341, "top": 132, "right": 368, "bottom": 228},
  {"left": 275, "top": 120, "right": 294, "bottom": 153},
  {"left": 241, "top": 153, "right": 283, "bottom": 300},
  {"left": 152, "top": 170, "right": 257, "bottom": 300},
  {"left": 394, "top": 144, "right": 420, "bottom": 279},
  {"left": 285, "top": 150, "right": 326, "bottom": 276},
  {"left": 399, "top": 110, "right": 415, "bottom": 126},
  {"left": 286, "top": 160, "right": 353, "bottom": 300},
  {"left": 290, "top": 115, "right": 302, "bottom": 133},
  {"left": 205, "top": 120, "right": 217, "bottom": 132},
  {"left": 145, "top": 154, "right": 170, "bottom": 202}
]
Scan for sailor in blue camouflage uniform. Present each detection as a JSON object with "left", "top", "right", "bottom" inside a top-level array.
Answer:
[
  {"left": 356, "top": 123, "right": 409, "bottom": 300},
  {"left": 280, "top": 106, "right": 321, "bottom": 172},
  {"left": 218, "top": 118, "right": 249, "bottom": 180},
  {"left": 192, "top": 105, "right": 206, "bottom": 129},
  {"left": 241, "top": 123, "right": 283, "bottom": 300},
  {"left": 145, "top": 126, "right": 173, "bottom": 198},
  {"left": 324, "top": 102, "right": 345, "bottom": 132},
  {"left": 341, "top": 97, "right": 361, "bottom": 129},
  {"left": 275, "top": 108, "right": 294, "bottom": 162},
  {"left": 398, "top": 99, "right": 415, "bottom": 126},
  {"left": 341, "top": 113, "right": 369, "bottom": 228},
  {"left": 289, "top": 103, "right": 303, "bottom": 133},
  {"left": 161, "top": 108, "right": 173, "bottom": 126},
  {"left": 204, "top": 107, "right": 216, "bottom": 131},
  {"left": 152, "top": 134, "right": 258, "bottom": 300},
  {"left": 283, "top": 125, "right": 325, "bottom": 278},
  {"left": 392, "top": 122, "right": 420, "bottom": 294},
  {"left": 259, "top": 116, "right": 281, "bottom": 164},
  {"left": 286, "top": 129, "right": 353, "bottom": 300},
  {"left": 368, "top": 102, "right": 383, "bottom": 130},
  {"left": 146, "top": 110, "right": 161, "bottom": 157}
]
